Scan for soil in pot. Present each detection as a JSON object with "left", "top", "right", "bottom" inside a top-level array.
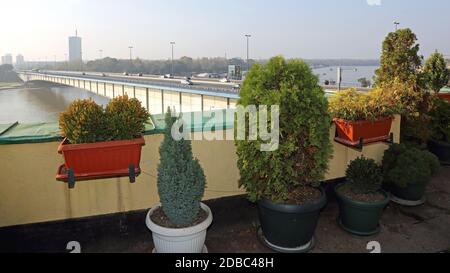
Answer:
[
  {"left": 150, "top": 207, "right": 209, "bottom": 229},
  {"left": 335, "top": 184, "right": 389, "bottom": 236},
  {"left": 258, "top": 187, "right": 327, "bottom": 253}
]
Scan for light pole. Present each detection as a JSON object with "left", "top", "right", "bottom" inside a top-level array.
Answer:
[
  {"left": 170, "top": 42, "right": 176, "bottom": 76},
  {"left": 128, "top": 46, "right": 133, "bottom": 61},
  {"left": 245, "top": 34, "right": 251, "bottom": 72},
  {"left": 337, "top": 67, "right": 358, "bottom": 91},
  {"left": 394, "top": 21, "right": 400, "bottom": 31}
]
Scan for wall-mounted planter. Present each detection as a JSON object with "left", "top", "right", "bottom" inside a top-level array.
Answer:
[
  {"left": 438, "top": 93, "right": 450, "bottom": 103},
  {"left": 56, "top": 137, "right": 145, "bottom": 188},
  {"left": 334, "top": 117, "right": 394, "bottom": 147}
]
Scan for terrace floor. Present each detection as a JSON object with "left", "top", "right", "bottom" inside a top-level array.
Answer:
[{"left": 1, "top": 166, "right": 449, "bottom": 253}]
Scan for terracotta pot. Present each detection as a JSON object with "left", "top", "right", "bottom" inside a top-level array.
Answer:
[
  {"left": 333, "top": 117, "right": 394, "bottom": 146},
  {"left": 438, "top": 93, "right": 450, "bottom": 103},
  {"left": 56, "top": 137, "right": 145, "bottom": 183}
]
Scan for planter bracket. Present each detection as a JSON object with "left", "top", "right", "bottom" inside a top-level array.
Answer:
[
  {"left": 335, "top": 133, "right": 395, "bottom": 152},
  {"left": 129, "top": 164, "right": 136, "bottom": 183}
]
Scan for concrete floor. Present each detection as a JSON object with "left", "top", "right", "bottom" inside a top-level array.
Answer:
[{"left": 1, "top": 167, "right": 449, "bottom": 253}]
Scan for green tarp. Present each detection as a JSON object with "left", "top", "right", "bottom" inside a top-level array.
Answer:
[{"left": 0, "top": 110, "right": 235, "bottom": 145}]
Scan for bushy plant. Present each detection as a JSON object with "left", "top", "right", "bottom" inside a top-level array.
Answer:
[
  {"left": 59, "top": 99, "right": 110, "bottom": 144},
  {"left": 157, "top": 108, "right": 206, "bottom": 226},
  {"left": 375, "top": 29, "right": 422, "bottom": 87},
  {"left": 60, "top": 96, "right": 150, "bottom": 144},
  {"left": 105, "top": 95, "right": 150, "bottom": 140},
  {"left": 382, "top": 144, "right": 440, "bottom": 188},
  {"left": 344, "top": 156, "right": 383, "bottom": 195},
  {"left": 429, "top": 97, "right": 450, "bottom": 143},
  {"left": 423, "top": 50, "right": 450, "bottom": 93},
  {"left": 328, "top": 88, "right": 396, "bottom": 121},
  {"left": 235, "top": 56, "right": 332, "bottom": 203}
]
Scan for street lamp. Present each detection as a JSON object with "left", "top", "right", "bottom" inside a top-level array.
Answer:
[
  {"left": 170, "top": 42, "right": 176, "bottom": 76},
  {"left": 245, "top": 34, "right": 251, "bottom": 72},
  {"left": 394, "top": 21, "right": 400, "bottom": 31},
  {"left": 128, "top": 46, "right": 133, "bottom": 61},
  {"left": 337, "top": 67, "right": 358, "bottom": 91}
]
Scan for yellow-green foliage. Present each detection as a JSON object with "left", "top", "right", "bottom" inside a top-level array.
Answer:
[
  {"left": 59, "top": 96, "right": 150, "bottom": 144},
  {"left": 106, "top": 95, "right": 151, "bottom": 140},
  {"left": 59, "top": 99, "right": 110, "bottom": 144},
  {"left": 328, "top": 88, "right": 396, "bottom": 121}
]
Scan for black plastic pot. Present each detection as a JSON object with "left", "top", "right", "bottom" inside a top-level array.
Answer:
[
  {"left": 257, "top": 188, "right": 327, "bottom": 253},
  {"left": 389, "top": 183, "right": 426, "bottom": 202},
  {"left": 335, "top": 184, "right": 389, "bottom": 236},
  {"left": 428, "top": 140, "right": 450, "bottom": 166}
]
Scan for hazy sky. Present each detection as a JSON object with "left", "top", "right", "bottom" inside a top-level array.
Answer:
[{"left": 1, "top": 0, "right": 449, "bottom": 61}]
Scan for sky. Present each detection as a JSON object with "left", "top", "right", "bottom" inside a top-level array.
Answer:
[{"left": 1, "top": 0, "right": 450, "bottom": 61}]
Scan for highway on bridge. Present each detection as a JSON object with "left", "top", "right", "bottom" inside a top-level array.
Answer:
[{"left": 38, "top": 70, "right": 241, "bottom": 95}]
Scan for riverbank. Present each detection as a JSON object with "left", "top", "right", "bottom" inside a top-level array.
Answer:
[{"left": 0, "top": 82, "right": 24, "bottom": 91}]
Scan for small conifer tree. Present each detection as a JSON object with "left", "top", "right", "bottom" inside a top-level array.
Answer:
[{"left": 157, "top": 108, "right": 206, "bottom": 226}]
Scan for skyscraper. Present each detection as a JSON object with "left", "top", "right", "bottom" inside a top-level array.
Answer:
[
  {"left": 68, "top": 30, "right": 82, "bottom": 62},
  {"left": 16, "top": 54, "right": 25, "bottom": 67},
  {"left": 1, "top": 54, "right": 13, "bottom": 65}
]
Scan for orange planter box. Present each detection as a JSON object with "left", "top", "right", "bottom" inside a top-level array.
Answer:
[
  {"left": 56, "top": 137, "right": 145, "bottom": 184},
  {"left": 333, "top": 117, "right": 394, "bottom": 147},
  {"left": 438, "top": 93, "right": 450, "bottom": 103}
]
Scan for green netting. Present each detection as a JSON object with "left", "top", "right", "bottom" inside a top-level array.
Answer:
[
  {"left": 441, "top": 87, "right": 450, "bottom": 93},
  {"left": 0, "top": 110, "right": 235, "bottom": 145},
  {"left": 0, "top": 123, "right": 62, "bottom": 144}
]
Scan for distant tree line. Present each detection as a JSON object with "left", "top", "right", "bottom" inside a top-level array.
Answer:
[
  {"left": 46, "top": 57, "right": 380, "bottom": 77},
  {"left": 52, "top": 57, "right": 254, "bottom": 76}
]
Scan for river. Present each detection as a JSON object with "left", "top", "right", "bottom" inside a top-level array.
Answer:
[{"left": 0, "top": 84, "right": 110, "bottom": 124}]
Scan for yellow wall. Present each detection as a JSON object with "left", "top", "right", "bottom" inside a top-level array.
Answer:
[{"left": 0, "top": 117, "right": 401, "bottom": 228}]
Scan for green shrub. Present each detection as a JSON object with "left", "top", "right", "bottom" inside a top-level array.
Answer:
[
  {"left": 382, "top": 144, "right": 440, "bottom": 188},
  {"left": 345, "top": 156, "right": 383, "bottom": 195},
  {"left": 328, "top": 88, "right": 396, "bottom": 121},
  {"left": 105, "top": 95, "right": 150, "bottom": 140},
  {"left": 59, "top": 96, "right": 150, "bottom": 144},
  {"left": 235, "top": 56, "right": 332, "bottom": 203},
  {"left": 59, "top": 99, "right": 110, "bottom": 144},
  {"left": 423, "top": 50, "right": 450, "bottom": 93},
  {"left": 429, "top": 97, "right": 450, "bottom": 143},
  {"left": 157, "top": 108, "right": 206, "bottom": 226}
]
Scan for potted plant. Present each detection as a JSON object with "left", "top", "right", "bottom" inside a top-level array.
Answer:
[
  {"left": 428, "top": 97, "right": 450, "bottom": 165},
  {"left": 382, "top": 144, "right": 440, "bottom": 206},
  {"left": 422, "top": 50, "right": 450, "bottom": 102},
  {"left": 335, "top": 156, "right": 389, "bottom": 236},
  {"left": 329, "top": 88, "right": 396, "bottom": 146},
  {"left": 235, "top": 56, "right": 332, "bottom": 253},
  {"left": 57, "top": 96, "right": 150, "bottom": 187},
  {"left": 146, "top": 108, "right": 212, "bottom": 253}
]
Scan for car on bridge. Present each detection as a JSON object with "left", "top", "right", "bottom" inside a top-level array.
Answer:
[{"left": 180, "top": 79, "right": 193, "bottom": 85}]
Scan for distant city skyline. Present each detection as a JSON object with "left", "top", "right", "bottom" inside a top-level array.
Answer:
[{"left": 1, "top": 0, "right": 450, "bottom": 61}]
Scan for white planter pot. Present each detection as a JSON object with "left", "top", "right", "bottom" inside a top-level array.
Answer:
[{"left": 146, "top": 202, "right": 213, "bottom": 253}]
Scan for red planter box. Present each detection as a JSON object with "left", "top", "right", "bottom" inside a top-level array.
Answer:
[
  {"left": 438, "top": 93, "right": 450, "bottom": 103},
  {"left": 333, "top": 117, "right": 394, "bottom": 147},
  {"left": 56, "top": 137, "right": 145, "bottom": 183}
]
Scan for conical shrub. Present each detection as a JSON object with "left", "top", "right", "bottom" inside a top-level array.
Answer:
[{"left": 157, "top": 108, "right": 206, "bottom": 226}]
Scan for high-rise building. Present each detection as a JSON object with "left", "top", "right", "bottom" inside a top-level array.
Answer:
[
  {"left": 68, "top": 30, "right": 82, "bottom": 62},
  {"left": 16, "top": 54, "right": 25, "bottom": 67},
  {"left": 1, "top": 54, "right": 13, "bottom": 65}
]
